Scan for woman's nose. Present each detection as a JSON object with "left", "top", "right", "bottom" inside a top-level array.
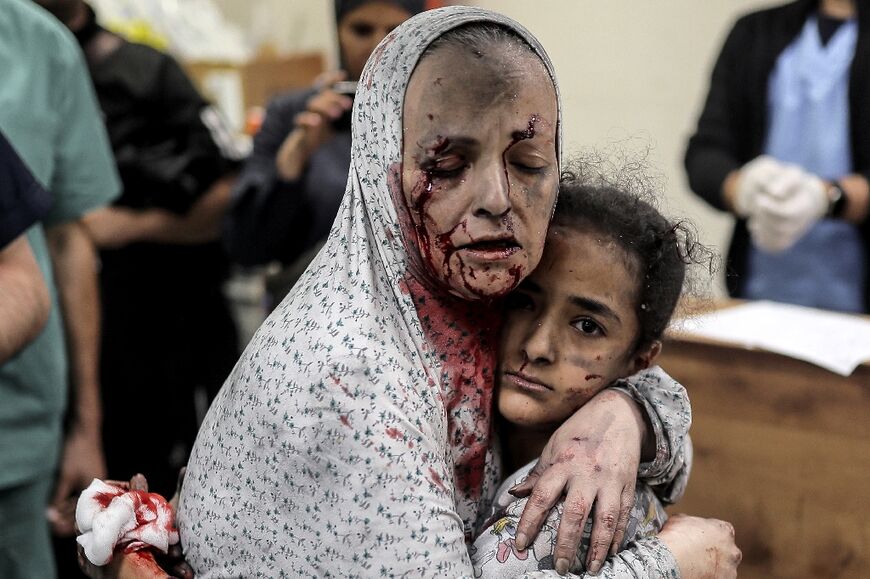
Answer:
[
  {"left": 522, "top": 319, "right": 555, "bottom": 364},
  {"left": 472, "top": 162, "right": 511, "bottom": 219}
]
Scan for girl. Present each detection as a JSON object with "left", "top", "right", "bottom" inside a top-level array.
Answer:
[{"left": 472, "top": 169, "right": 736, "bottom": 577}]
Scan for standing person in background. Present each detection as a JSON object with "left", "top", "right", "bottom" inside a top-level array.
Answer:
[
  {"left": 34, "top": 0, "right": 241, "bottom": 509},
  {"left": 685, "top": 0, "right": 870, "bottom": 313},
  {"left": 0, "top": 131, "right": 52, "bottom": 365},
  {"left": 225, "top": 0, "right": 428, "bottom": 305},
  {"left": 0, "top": 0, "right": 121, "bottom": 576}
]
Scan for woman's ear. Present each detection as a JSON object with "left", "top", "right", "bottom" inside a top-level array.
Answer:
[{"left": 631, "top": 340, "right": 662, "bottom": 373}]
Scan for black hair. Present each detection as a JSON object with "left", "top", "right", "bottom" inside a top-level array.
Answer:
[{"left": 553, "top": 159, "right": 715, "bottom": 354}]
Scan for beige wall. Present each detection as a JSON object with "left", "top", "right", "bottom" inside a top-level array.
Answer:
[
  {"left": 469, "top": 0, "right": 785, "bottom": 295},
  {"left": 213, "top": 0, "right": 338, "bottom": 63}
]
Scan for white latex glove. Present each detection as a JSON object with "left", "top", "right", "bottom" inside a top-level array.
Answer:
[
  {"left": 734, "top": 155, "right": 784, "bottom": 217},
  {"left": 749, "top": 167, "right": 827, "bottom": 253}
]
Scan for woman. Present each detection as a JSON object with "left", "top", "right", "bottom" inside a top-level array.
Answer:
[
  {"left": 178, "top": 7, "right": 736, "bottom": 577},
  {"left": 225, "top": 0, "right": 428, "bottom": 303}
]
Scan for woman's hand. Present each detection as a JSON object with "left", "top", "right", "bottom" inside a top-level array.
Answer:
[
  {"left": 509, "top": 389, "right": 647, "bottom": 575},
  {"left": 78, "top": 472, "right": 193, "bottom": 579},
  {"left": 658, "top": 514, "right": 741, "bottom": 579}
]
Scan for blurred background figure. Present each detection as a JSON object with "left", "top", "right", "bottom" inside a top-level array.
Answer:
[
  {"left": 224, "top": 0, "right": 430, "bottom": 306},
  {"left": 0, "top": 0, "right": 121, "bottom": 577},
  {"left": 34, "top": 0, "right": 242, "bottom": 517},
  {"left": 0, "top": 131, "right": 52, "bottom": 365},
  {"left": 685, "top": 0, "right": 869, "bottom": 313}
]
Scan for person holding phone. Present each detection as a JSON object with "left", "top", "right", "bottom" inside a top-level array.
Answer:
[{"left": 225, "top": 0, "right": 430, "bottom": 305}]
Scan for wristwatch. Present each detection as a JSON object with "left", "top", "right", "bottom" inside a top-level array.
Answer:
[{"left": 826, "top": 181, "right": 848, "bottom": 218}]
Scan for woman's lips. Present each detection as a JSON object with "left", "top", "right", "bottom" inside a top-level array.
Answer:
[
  {"left": 457, "top": 238, "right": 522, "bottom": 261},
  {"left": 502, "top": 371, "right": 552, "bottom": 394}
]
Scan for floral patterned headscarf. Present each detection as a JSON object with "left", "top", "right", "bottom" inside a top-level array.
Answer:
[{"left": 180, "top": 6, "right": 562, "bottom": 575}]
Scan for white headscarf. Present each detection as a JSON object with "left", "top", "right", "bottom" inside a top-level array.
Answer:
[{"left": 179, "top": 6, "right": 561, "bottom": 576}]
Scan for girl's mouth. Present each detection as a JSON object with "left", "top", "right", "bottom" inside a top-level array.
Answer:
[{"left": 502, "top": 371, "right": 552, "bottom": 393}]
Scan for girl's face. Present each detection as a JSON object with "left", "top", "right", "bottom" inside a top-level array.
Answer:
[
  {"left": 497, "top": 226, "right": 660, "bottom": 428},
  {"left": 401, "top": 43, "right": 559, "bottom": 300},
  {"left": 338, "top": 2, "right": 412, "bottom": 81}
]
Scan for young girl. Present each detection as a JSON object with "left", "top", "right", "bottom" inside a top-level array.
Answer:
[{"left": 473, "top": 168, "right": 711, "bottom": 577}]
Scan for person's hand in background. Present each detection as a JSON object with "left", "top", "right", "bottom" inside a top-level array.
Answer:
[
  {"left": 275, "top": 70, "right": 353, "bottom": 181},
  {"left": 749, "top": 165, "right": 826, "bottom": 252},
  {"left": 731, "top": 155, "right": 783, "bottom": 218},
  {"left": 727, "top": 156, "right": 827, "bottom": 252}
]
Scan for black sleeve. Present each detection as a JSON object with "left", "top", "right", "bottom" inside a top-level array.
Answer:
[
  {"left": 0, "top": 131, "right": 52, "bottom": 248},
  {"left": 114, "top": 48, "right": 236, "bottom": 214},
  {"left": 223, "top": 91, "right": 315, "bottom": 266},
  {"left": 684, "top": 19, "right": 750, "bottom": 212}
]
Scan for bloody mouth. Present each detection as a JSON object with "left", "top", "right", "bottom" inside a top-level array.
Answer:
[{"left": 457, "top": 238, "right": 522, "bottom": 261}]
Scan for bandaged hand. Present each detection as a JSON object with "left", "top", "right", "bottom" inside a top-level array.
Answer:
[
  {"left": 76, "top": 479, "right": 178, "bottom": 567},
  {"left": 736, "top": 157, "right": 828, "bottom": 253}
]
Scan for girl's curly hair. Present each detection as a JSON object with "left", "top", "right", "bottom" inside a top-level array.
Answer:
[{"left": 554, "top": 156, "right": 716, "bottom": 353}]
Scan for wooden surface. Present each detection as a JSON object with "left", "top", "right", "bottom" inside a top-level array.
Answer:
[{"left": 660, "top": 305, "right": 870, "bottom": 579}]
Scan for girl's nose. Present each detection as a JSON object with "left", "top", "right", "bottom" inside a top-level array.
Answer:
[{"left": 522, "top": 319, "right": 555, "bottom": 364}]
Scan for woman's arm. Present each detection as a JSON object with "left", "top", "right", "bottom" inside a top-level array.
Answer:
[
  {"left": 611, "top": 367, "right": 693, "bottom": 504},
  {"left": 510, "top": 367, "right": 691, "bottom": 572},
  {"left": 472, "top": 463, "right": 669, "bottom": 577}
]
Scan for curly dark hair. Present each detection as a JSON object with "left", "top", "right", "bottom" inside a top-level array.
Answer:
[{"left": 553, "top": 159, "right": 715, "bottom": 353}]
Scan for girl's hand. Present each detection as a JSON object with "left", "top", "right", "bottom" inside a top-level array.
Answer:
[
  {"left": 658, "top": 514, "right": 742, "bottom": 579},
  {"left": 509, "top": 389, "right": 645, "bottom": 575}
]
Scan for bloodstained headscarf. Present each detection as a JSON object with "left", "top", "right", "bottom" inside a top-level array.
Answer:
[{"left": 179, "top": 6, "right": 561, "bottom": 576}]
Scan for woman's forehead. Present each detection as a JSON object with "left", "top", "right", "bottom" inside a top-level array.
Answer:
[{"left": 404, "top": 49, "right": 556, "bottom": 123}]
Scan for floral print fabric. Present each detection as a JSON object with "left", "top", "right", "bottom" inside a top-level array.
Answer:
[
  {"left": 472, "top": 462, "right": 679, "bottom": 578},
  {"left": 178, "top": 6, "right": 689, "bottom": 577}
]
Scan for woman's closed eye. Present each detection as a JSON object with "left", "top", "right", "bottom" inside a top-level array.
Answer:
[
  {"left": 425, "top": 156, "right": 467, "bottom": 179},
  {"left": 510, "top": 159, "right": 549, "bottom": 175},
  {"left": 572, "top": 317, "right": 605, "bottom": 337}
]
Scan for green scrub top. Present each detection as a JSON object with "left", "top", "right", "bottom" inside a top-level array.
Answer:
[{"left": 0, "top": 0, "right": 121, "bottom": 488}]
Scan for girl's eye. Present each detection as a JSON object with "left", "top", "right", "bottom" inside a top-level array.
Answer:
[
  {"left": 505, "top": 292, "right": 534, "bottom": 311},
  {"left": 573, "top": 318, "right": 603, "bottom": 336}
]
